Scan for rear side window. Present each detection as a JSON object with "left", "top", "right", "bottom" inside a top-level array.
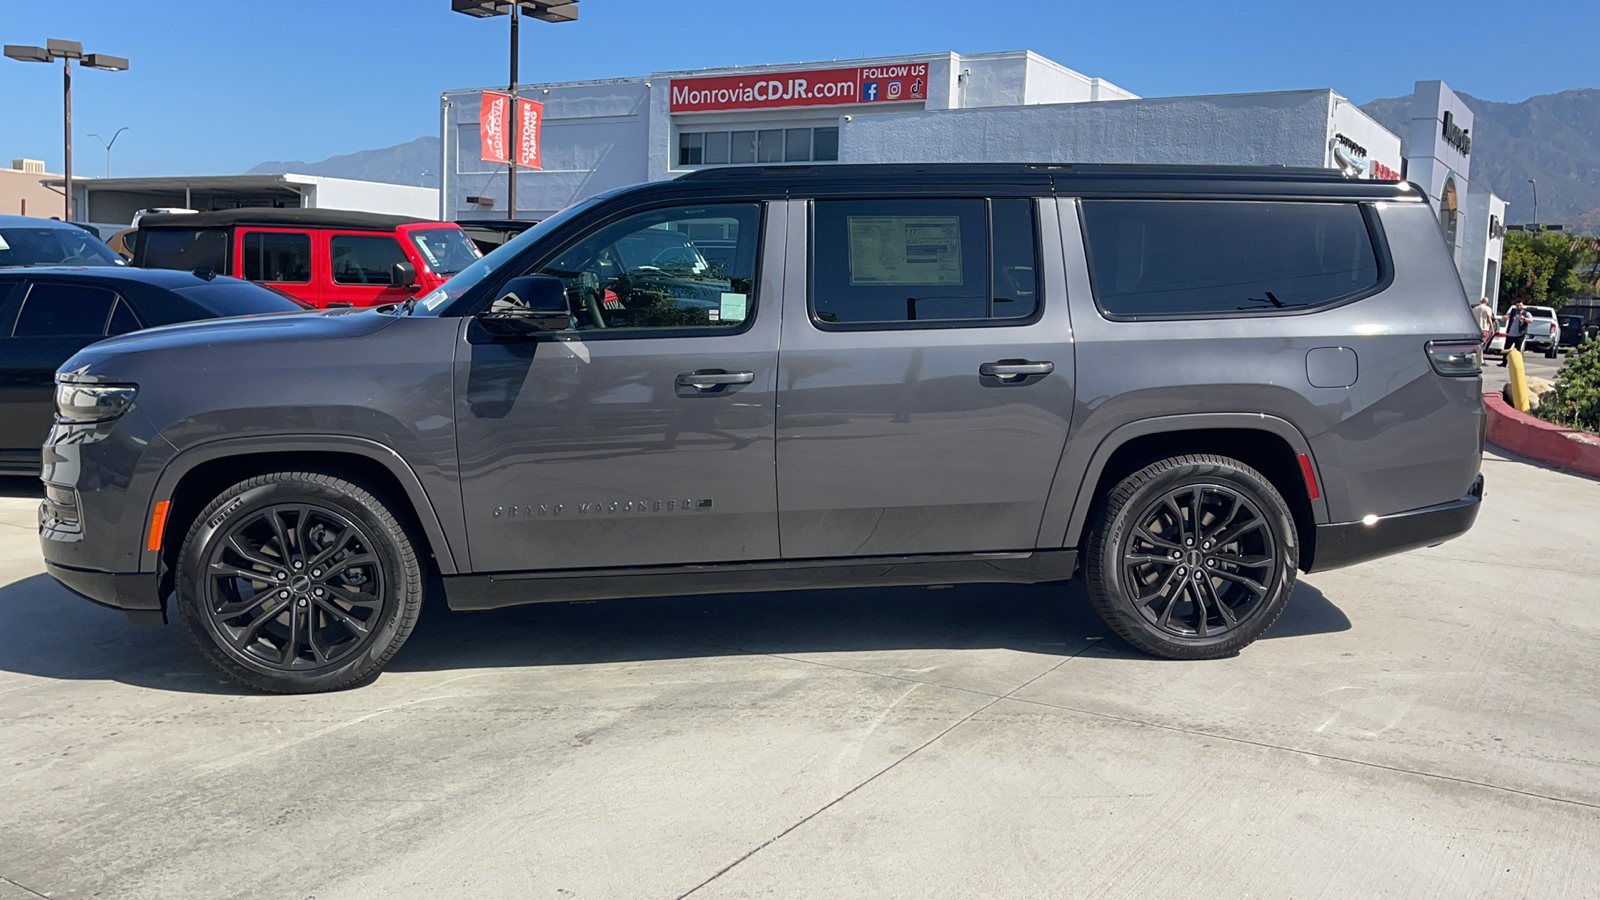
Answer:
[
  {"left": 1080, "top": 200, "right": 1381, "bottom": 318},
  {"left": 139, "top": 228, "right": 230, "bottom": 272},
  {"left": 14, "top": 283, "right": 117, "bottom": 336},
  {"left": 331, "top": 235, "right": 407, "bottom": 285},
  {"left": 811, "top": 198, "right": 1041, "bottom": 327},
  {"left": 242, "top": 232, "right": 312, "bottom": 283}
]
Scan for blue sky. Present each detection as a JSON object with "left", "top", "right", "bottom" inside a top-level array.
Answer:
[{"left": 5, "top": 0, "right": 1597, "bottom": 178}]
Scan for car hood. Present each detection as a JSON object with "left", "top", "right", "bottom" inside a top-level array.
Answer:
[{"left": 59, "top": 307, "right": 399, "bottom": 382}]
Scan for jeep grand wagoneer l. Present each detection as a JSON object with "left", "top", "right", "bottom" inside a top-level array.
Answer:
[{"left": 42, "top": 164, "right": 1484, "bottom": 693}]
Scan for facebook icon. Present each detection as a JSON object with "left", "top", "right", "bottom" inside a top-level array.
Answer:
[{"left": 863, "top": 81, "right": 880, "bottom": 102}]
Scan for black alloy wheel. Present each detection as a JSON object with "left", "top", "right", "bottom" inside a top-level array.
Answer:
[
  {"left": 202, "top": 504, "right": 386, "bottom": 671},
  {"left": 1084, "top": 454, "right": 1298, "bottom": 659},
  {"left": 176, "top": 472, "right": 423, "bottom": 693},
  {"left": 1120, "top": 484, "right": 1276, "bottom": 639}
]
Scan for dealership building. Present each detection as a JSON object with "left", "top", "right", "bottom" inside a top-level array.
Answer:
[{"left": 439, "top": 49, "right": 1498, "bottom": 303}]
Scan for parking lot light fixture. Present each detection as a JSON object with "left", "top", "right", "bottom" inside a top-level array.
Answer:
[
  {"left": 4, "top": 39, "right": 130, "bottom": 219},
  {"left": 449, "top": 1, "right": 578, "bottom": 220}
]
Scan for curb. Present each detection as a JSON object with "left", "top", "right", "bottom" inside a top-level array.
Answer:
[{"left": 1483, "top": 392, "right": 1600, "bottom": 480}]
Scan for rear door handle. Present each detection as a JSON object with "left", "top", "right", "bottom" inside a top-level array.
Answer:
[
  {"left": 676, "top": 370, "right": 755, "bottom": 390},
  {"left": 979, "top": 360, "right": 1054, "bottom": 380}
]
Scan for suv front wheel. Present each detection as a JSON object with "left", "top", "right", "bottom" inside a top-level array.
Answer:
[
  {"left": 174, "top": 471, "right": 424, "bottom": 693},
  {"left": 1083, "top": 454, "right": 1298, "bottom": 659}
]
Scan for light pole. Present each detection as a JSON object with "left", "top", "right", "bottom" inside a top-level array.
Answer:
[
  {"left": 4, "top": 39, "right": 129, "bottom": 220},
  {"left": 88, "top": 126, "right": 129, "bottom": 178},
  {"left": 1528, "top": 178, "right": 1539, "bottom": 231},
  {"left": 450, "top": 1, "right": 578, "bottom": 220}
]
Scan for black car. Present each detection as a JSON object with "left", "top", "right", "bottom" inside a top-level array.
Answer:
[
  {"left": 1557, "top": 314, "right": 1590, "bottom": 349},
  {"left": 0, "top": 215, "right": 125, "bottom": 269},
  {"left": 0, "top": 267, "right": 307, "bottom": 475}
]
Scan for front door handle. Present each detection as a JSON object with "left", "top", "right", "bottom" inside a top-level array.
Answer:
[
  {"left": 676, "top": 369, "right": 755, "bottom": 391},
  {"left": 979, "top": 360, "right": 1054, "bottom": 381}
]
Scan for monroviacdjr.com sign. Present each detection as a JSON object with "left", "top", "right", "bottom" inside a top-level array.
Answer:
[{"left": 670, "top": 63, "right": 928, "bottom": 113}]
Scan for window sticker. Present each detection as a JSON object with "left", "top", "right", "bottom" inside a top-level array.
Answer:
[
  {"left": 719, "top": 291, "right": 748, "bottom": 323},
  {"left": 0, "top": 235, "right": 9, "bottom": 251},
  {"left": 419, "top": 288, "right": 450, "bottom": 311},
  {"left": 846, "top": 216, "right": 962, "bottom": 286}
]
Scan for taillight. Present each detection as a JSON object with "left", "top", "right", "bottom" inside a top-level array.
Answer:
[{"left": 1425, "top": 341, "right": 1482, "bottom": 377}]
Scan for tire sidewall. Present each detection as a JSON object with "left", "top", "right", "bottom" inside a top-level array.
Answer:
[
  {"left": 1093, "top": 459, "right": 1298, "bottom": 657},
  {"left": 176, "top": 476, "right": 416, "bottom": 693}
]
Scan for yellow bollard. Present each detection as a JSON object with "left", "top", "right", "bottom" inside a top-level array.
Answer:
[{"left": 1506, "top": 348, "right": 1530, "bottom": 413}]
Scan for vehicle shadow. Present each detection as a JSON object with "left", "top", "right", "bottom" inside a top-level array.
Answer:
[
  {"left": 0, "top": 571, "right": 1349, "bottom": 694},
  {"left": 0, "top": 477, "right": 41, "bottom": 499}
]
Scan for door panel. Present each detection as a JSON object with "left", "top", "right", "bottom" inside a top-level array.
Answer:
[
  {"left": 456, "top": 201, "right": 786, "bottom": 573},
  {"left": 775, "top": 197, "right": 1075, "bottom": 558},
  {"left": 325, "top": 231, "right": 413, "bottom": 308},
  {"left": 0, "top": 281, "right": 115, "bottom": 459}
]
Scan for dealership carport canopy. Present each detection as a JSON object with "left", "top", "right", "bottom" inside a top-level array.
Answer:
[{"left": 51, "top": 173, "right": 440, "bottom": 225}]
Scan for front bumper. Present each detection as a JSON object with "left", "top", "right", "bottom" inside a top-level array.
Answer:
[
  {"left": 44, "top": 560, "right": 164, "bottom": 624},
  {"left": 1308, "top": 475, "right": 1483, "bottom": 573}
]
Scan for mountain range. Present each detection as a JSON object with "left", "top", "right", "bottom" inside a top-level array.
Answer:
[{"left": 245, "top": 90, "right": 1600, "bottom": 233}]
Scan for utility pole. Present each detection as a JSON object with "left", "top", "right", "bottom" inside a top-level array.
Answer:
[
  {"left": 5, "top": 40, "right": 129, "bottom": 220},
  {"left": 508, "top": 2, "right": 519, "bottom": 221}
]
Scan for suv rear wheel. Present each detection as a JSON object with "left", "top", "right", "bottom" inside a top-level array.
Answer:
[
  {"left": 1083, "top": 454, "right": 1298, "bottom": 659},
  {"left": 174, "top": 472, "right": 423, "bottom": 693}
]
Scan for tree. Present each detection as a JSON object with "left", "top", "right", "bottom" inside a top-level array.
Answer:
[{"left": 1499, "top": 231, "right": 1597, "bottom": 311}]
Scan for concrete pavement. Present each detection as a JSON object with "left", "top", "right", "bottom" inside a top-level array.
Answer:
[{"left": 0, "top": 451, "right": 1596, "bottom": 900}]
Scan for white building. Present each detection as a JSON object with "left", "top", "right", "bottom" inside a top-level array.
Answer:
[
  {"left": 57, "top": 173, "right": 439, "bottom": 225},
  {"left": 440, "top": 50, "right": 1497, "bottom": 304}
]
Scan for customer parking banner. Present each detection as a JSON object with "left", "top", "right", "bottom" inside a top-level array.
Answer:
[{"left": 516, "top": 97, "right": 544, "bottom": 170}]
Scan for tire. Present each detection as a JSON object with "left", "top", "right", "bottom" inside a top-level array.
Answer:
[
  {"left": 1083, "top": 454, "right": 1298, "bottom": 659},
  {"left": 174, "top": 471, "right": 424, "bottom": 693}
]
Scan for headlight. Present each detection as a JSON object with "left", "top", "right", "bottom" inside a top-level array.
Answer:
[{"left": 55, "top": 382, "right": 138, "bottom": 424}]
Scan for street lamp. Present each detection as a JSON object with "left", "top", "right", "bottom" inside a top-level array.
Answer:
[
  {"left": 4, "top": 39, "right": 129, "bottom": 220},
  {"left": 1528, "top": 178, "right": 1539, "bottom": 231},
  {"left": 87, "top": 126, "right": 129, "bottom": 178},
  {"left": 450, "top": 1, "right": 578, "bottom": 220}
]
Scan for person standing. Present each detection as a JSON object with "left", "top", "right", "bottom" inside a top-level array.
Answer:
[
  {"left": 1473, "top": 297, "right": 1496, "bottom": 361},
  {"left": 1499, "top": 300, "right": 1532, "bottom": 367}
]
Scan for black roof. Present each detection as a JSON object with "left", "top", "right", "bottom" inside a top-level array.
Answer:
[
  {"left": 0, "top": 265, "right": 253, "bottom": 289},
  {"left": 137, "top": 208, "right": 430, "bottom": 231},
  {"left": 668, "top": 163, "right": 1418, "bottom": 200}
]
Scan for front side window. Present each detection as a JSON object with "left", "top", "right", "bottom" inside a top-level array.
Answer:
[
  {"left": 242, "top": 231, "right": 312, "bottom": 284},
  {"left": 330, "top": 235, "right": 407, "bottom": 285},
  {"left": 532, "top": 203, "right": 761, "bottom": 333},
  {"left": 1080, "top": 200, "right": 1381, "bottom": 318},
  {"left": 811, "top": 197, "right": 1041, "bottom": 327},
  {"left": 14, "top": 283, "right": 118, "bottom": 336}
]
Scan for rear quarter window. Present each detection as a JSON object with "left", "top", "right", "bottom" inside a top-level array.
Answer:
[
  {"left": 138, "top": 228, "right": 231, "bottom": 272},
  {"left": 1080, "top": 200, "right": 1382, "bottom": 319}
]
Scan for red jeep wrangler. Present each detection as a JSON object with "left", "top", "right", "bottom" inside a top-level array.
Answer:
[{"left": 131, "top": 209, "right": 480, "bottom": 308}]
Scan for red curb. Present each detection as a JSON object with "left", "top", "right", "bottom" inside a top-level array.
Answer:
[{"left": 1483, "top": 392, "right": 1600, "bottom": 480}]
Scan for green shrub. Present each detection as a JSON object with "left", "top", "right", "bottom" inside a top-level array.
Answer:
[{"left": 1536, "top": 338, "right": 1600, "bottom": 434}]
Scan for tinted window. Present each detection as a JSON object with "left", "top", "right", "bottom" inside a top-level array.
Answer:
[
  {"left": 14, "top": 283, "right": 116, "bottom": 336},
  {"left": 533, "top": 203, "right": 761, "bottom": 332},
  {"left": 0, "top": 225, "right": 123, "bottom": 268},
  {"left": 173, "top": 280, "right": 310, "bottom": 317},
  {"left": 139, "top": 228, "right": 229, "bottom": 272},
  {"left": 812, "top": 198, "right": 1040, "bottom": 326},
  {"left": 242, "top": 231, "right": 312, "bottom": 283},
  {"left": 1080, "top": 200, "right": 1381, "bottom": 318},
  {"left": 330, "top": 235, "right": 407, "bottom": 285}
]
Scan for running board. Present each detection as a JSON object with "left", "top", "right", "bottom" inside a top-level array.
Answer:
[{"left": 442, "top": 550, "right": 1079, "bottom": 611}]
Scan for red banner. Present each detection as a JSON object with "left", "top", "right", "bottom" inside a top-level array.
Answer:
[
  {"left": 516, "top": 97, "right": 543, "bottom": 170},
  {"left": 479, "top": 91, "right": 509, "bottom": 164},
  {"left": 669, "top": 63, "right": 927, "bottom": 113}
]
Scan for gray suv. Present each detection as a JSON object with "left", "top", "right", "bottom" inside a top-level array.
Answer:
[{"left": 39, "top": 164, "right": 1485, "bottom": 693}]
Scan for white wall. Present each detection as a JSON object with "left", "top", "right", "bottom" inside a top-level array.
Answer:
[
  {"left": 1460, "top": 191, "right": 1507, "bottom": 304},
  {"left": 1406, "top": 80, "right": 1476, "bottom": 267},
  {"left": 298, "top": 176, "right": 438, "bottom": 219},
  {"left": 1328, "top": 95, "right": 1403, "bottom": 178},
  {"left": 840, "top": 90, "right": 1338, "bottom": 167}
]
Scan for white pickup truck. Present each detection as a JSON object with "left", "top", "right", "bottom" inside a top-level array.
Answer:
[{"left": 1521, "top": 306, "right": 1561, "bottom": 358}]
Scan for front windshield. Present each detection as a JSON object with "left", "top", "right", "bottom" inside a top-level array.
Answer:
[
  {"left": 0, "top": 225, "right": 125, "bottom": 268},
  {"left": 409, "top": 226, "right": 482, "bottom": 276},
  {"left": 409, "top": 198, "right": 600, "bottom": 315}
]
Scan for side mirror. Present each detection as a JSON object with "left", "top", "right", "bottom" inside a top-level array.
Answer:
[
  {"left": 477, "top": 275, "right": 572, "bottom": 335},
  {"left": 391, "top": 261, "right": 418, "bottom": 289}
]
